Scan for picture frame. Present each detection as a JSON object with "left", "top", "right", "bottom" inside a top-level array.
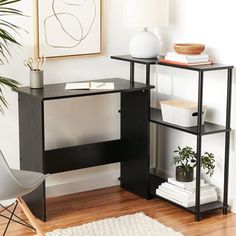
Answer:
[{"left": 34, "top": 0, "right": 103, "bottom": 59}]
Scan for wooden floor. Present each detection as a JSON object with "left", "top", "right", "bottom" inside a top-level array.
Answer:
[{"left": 1, "top": 186, "right": 236, "bottom": 236}]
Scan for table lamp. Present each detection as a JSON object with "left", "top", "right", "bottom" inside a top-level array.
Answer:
[{"left": 123, "top": 0, "right": 169, "bottom": 59}]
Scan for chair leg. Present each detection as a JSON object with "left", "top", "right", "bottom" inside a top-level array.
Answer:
[
  {"left": 2, "top": 201, "right": 18, "bottom": 236},
  {"left": 17, "top": 197, "right": 44, "bottom": 236},
  {"left": 0, "top": 203, "right": 34, "bottom": 229}
]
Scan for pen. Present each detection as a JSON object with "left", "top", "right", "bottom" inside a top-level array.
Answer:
[{"left": 97, "top": 83, "right": 105, "bottom": 88}]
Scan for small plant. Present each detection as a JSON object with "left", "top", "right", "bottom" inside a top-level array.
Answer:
[
  {"left": 171, "top": 146, "right": 215, "bottom": 179},
  {"left": 201, "top": 152, "right": 215, "bottom": 177}
]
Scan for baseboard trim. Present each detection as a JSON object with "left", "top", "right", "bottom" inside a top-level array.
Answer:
[
  {"left": 46, "top": 171, "right": 120, "bottom": 198},
  {"left": 229, "top": 198, "right": 236, "bottom": 213}
]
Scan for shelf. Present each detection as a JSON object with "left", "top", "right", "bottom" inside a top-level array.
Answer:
[
  {"left": 156, "top": 194, "right": 223, "bottom": 214},
  {"left": 188, "top": 201, "right": 223, "bottom": 213},
  {"left": 150, "top": 108, "right": 230, "bottom": 135},
  {"left": 111, "top": 55, "right": 233, "bottom": 72},
  {"left": 149, "top": 169, "right": 224, "bottom": 215},
  {"left": 158, "top": 61, "right": 234, "bottom": 72},
  {"left": 111, "top": 55, "right": 157, "bottom": 65}
]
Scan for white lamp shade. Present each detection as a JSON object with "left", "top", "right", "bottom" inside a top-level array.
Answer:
[{"left": 123, "top": 0, "right": 169, "bottom": 28}]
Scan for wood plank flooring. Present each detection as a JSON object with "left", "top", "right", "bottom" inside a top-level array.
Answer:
[{"left": 1, "top": 186, "right": 236, "bottom": 236}]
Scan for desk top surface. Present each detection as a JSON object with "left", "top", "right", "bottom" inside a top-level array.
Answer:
[{"left": 17, "top": 78, "right": 154, "bottom": 101}]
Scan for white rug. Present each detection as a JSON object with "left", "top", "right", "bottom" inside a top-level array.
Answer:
[{"left": 45, "top": 212, "right": 183, "bottom": 236}]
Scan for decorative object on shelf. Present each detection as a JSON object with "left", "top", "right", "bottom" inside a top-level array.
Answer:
[
  {"left": 123, "top": 0, "right": 169, "bottom": 59},
  {"left": 158, "top": 59, "right": 214, "bottom": 67},
  {"left": 0, "top": 0, "right": 24, "bottom": 114},
  {"left": 160, "top": 51, "right": 214, "bottom": 66},
  {"left": 156, "top": 178, "right": 218, "bottom": 208},
  {"left": 172, "top": 146, "right": 195, "bottom": 182},
  {"left": 176, "top": 165, "right": 193, "bottom": 182},
  {"left": 24, "top": 56, "right": 46, "bottom": 89},
  {"left": 160, "top": 99, "right": 207, "bottom": 127},
  {"left": 165, "top": 52, "right": 209, "bottom": 63},
  {"left": 30, "top": 70, "right": 44, "bottom": 89},
  {"left": 174, "top": 43, "right": 205, "bottom": 55},
  {"left": 34, "top": 0, "right": 102, "bottom": 58},
  {"left": 171, "top": 146, "right": 215, "bottom": 182}
]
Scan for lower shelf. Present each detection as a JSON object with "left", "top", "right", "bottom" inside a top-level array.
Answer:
[
  {"left": 188, "top": 201, "right": 223, "bottom": 213},
  {"left": 149, "top": 169, "right": 225, "bottom": 215},
  {"left": 156, "top": 194, "right": 223, "bottom": 214}
]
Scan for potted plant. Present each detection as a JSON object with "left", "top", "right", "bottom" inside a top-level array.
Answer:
[
  {"left": 0, "top": 0, "right": 23, "bottom": 114},
  {"left": 171, "top": 146, "right": 215, "bottom": 182}
]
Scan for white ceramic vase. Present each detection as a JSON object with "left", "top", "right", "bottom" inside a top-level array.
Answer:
[{"left": 129, "top": 30, "right": 161, "bottom": 59}]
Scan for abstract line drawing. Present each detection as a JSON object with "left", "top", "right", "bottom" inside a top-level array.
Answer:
[{"left": 36, "top": 0, "right": 101, "bottom": 58}]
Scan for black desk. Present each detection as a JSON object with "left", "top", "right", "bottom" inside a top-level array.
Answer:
[{"left": 17, "top": 78, "right": 154, "bottom": 221}]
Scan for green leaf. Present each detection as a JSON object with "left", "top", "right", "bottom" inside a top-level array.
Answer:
[
  {"left": 0, "top": 0, "right": 24, "bottom": 113},
  {"left": 0, "top": 76, "right": 20, "bottom": 113},
  {"left": 172, "top": 146, "right": 215, "bottom": 177}
]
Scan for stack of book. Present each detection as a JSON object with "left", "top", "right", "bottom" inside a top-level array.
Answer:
[
  {"left": 159, "top": 52, "right": 214, "bottom": 66},
  {"left": 156, "top": 177, "right": 218, "bottom": 208}
]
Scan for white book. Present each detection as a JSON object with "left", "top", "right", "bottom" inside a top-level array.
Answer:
[
  {"left": 65, "top": 82, "right": 115, "bottom": 90},
  {"left": 162, "top": 182, "right": 216, "bottom": 198},
  {"left": 156, "top": 189, "right": 218, "bottom": 208},
  {"left": 188, "top": 192, "right": 218, "bottom": 203},
  {"left": 160, "top": 183, "right": 216, "bottom": 200},
  {"left": 65, "top": 82, "right": 90, "bottom": 90},
  {"left": 165, "top": 56, "right": 209, "bottom": 64},
  {"left": 158, "top": 186, "right": 190, "bottom": 203},
  {"left": 158, "top": 185, "right": 216, "bottom": 204},
  {"left": 164, "top": 182, "right": 215, "bottom": 193},
  {"left": 187, "top": 194, "right": 218, "bottom": 207},
  {"left": 168, "top": 178, "right": 205, "bottom": 189},
  {"left": 162, "top": 182, "right": 192, "bottom": 197},
  {"left": 156, "top": 189, "right": 188, "bottom": 207},
  {"left": 166, "top": 52, "right": 209, "bottom": 60}
]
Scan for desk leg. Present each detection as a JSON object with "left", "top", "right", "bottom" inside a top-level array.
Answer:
[
  {"left": 120, "top": 90, "right": 150, "bottom": 199},
  {"left": 18, "top": 94, "right": 46, "bottom": 222}
]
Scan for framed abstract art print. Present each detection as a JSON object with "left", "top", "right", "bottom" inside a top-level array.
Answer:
[{"left": 34, "top": 0, "right": 102, "bottom": 58}]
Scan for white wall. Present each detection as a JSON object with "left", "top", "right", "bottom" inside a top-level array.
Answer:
[{"left": 1, "top": 0, "right": 236, "bottom": 212}]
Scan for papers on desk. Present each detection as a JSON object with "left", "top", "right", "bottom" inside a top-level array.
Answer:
[{"left": 65, "top": 82, "right": 115, "bottom": 90}]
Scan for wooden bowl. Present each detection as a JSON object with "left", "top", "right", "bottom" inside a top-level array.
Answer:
[{"left": 173, "top": 43, "right": 205, "bottom": 55}]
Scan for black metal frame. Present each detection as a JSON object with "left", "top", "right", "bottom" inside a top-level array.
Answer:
[
  {"left": 111, "top": 55, "right": 233, "bottom": 221},
  {"left": 0, "top": 201, "right": 35, "bottom": 236},
  {"left": 194, "top": 68, "right": 233, "bottom": 221},
  {"left": 223, "top": 69, "right": 233, "bottom": 214},
  {"left": 195, "top": 71, "right": 204, "bottom": 221}
]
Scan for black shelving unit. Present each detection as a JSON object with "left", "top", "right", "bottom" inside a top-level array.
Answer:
[{"left": 111, "top": 55, "right": 233, "bottom": 221}]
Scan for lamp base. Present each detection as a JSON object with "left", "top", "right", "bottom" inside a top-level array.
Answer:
[{"left": 129, "top": 30, "right": 161, "bottom": 59}]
